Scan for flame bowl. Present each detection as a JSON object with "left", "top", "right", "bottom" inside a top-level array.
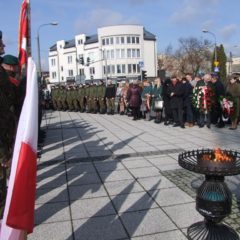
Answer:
[{"left": 178, "top": 149, "right": 240, "bottom": 176}]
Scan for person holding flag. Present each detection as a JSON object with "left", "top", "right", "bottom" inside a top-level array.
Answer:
[{"left": 0, "top": 0, "right": 39, "bottom": 239}]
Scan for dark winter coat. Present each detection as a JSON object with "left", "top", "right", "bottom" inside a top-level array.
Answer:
[
  {"left": 167, "top": 81, "right": 185, "bottom": 109},
  {"left": 127, "top": 85, "right": 142, "bottom": 108},
  {"left": 212, "top": 80, "right": 225, "bottom": 98},
  {"left": 105, "top": 84, "right": 116, "bottom": 98},
  {"left": 162, "top": 79, "right": 172, "bottom": 114},
  {"left": 183, "top": 81, "right": 193, "bottom": 107}
]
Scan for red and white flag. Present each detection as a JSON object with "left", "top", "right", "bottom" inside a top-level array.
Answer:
[
  {"left": 0, "top": 57, "right": 38, "bottom": 240},
  {"left": 18, "top": 0, "right": 30, "bottom": 73}
]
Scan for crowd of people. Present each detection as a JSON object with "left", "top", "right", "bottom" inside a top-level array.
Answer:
[{"left": 44, "top": 72, "right": 240, "bottom": 130}]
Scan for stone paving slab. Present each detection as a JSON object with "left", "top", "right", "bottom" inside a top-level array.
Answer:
[{"left": 30, "top": 111, "right": 240, "bottom": 239}]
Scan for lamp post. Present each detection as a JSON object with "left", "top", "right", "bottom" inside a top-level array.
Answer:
[
  {"left": 202, "top": 29, "right": 218, "bottom": 64},
  {"left": 37, "top": 22, "right": 58, "bottom": 81}
]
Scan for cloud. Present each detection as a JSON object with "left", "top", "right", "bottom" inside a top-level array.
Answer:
[
  {"left": 169, "top": 0, "right": 220, "bottom": 24},
  {"left": 74, "top": 9, "right": 139, "bottom": 34},
  {"left": 219, "top": 24, "right": 238, "bottom": 41}
]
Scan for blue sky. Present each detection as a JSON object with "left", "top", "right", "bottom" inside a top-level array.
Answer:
[{"left": 1, "top": 0, "right": 240, "bottom": 70}]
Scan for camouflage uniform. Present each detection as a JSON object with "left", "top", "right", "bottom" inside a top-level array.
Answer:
[
  {"left": 51, "top": 87, "right": 58, "bottom": 110},
  {"left": 66, "top": 87, "right": 74, "bottom": 111},
  {"left": 85, "top": 85, "right": 90, "bottom": 113},
  {"left": 78, "top": 85, "right": 85, "bottom": 112},
  {"left": 72, "top": 87, "right": 79, "bottom": 111},
  {"left": 59, "top": 86, "right": 67, "bottom": 111},
  {"left": 0, "top": 65, "right": 16, "bottom": 218},
  {"left": 88, "top": 85, "right": 95, "bottom": 113},
  {"left": 97, "top": 84, "right": 106, "bottom": 114}
]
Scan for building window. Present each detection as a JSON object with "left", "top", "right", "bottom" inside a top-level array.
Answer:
[
  {"left": 116, "top": 37, "right": 120, "bottom": 44},
  {"left": 127, "top": 36, "right": 131, "bottom": 44},
  {"left": 111, "top": 65, "right": 115, "bottom": 74},
  {"left": 133, "top": 64, "right": 137, "bottom": 73},
  {"left": 137, "top": 64, "right": 140, "bottom": 73},
  {"left": 107, "top": 65, "right": 111, "bottom": 74},
  {"left": 106, "top": 50, "right": 110, "bottom": 59},
  {"left": 62, "top": 77, "right": 64, "bottom": 81},
  {"left": 137, "top": 49, "right": 140, "bottom": 58},
  {"left": 127, "top": 49, "right": 131, "bottom": 58},
  {"left": 61, "top": 66, "right": 63, "bottom": 71},
  {"left": 121, "top": 36, "right": 125, "bottom": 44},
  {"left": 52, "top": 72, "right": 56, "bottom": 79},
  {"left": 132, "top": 49, "right": 136, "bottom": 58},
  {"left": 121, "top": 49, "right": 125, "bottom": 58},
  {"left": 79, "top": 69, "right": 84, "bottom": 76},
  {"left": 111, "top": 49, "right": 114, "bottom": 59},
  {"left": 51, "top": 58, "right": 56, "bottom": 66},
  {"left": 106, "top": 38, "right": 110, "bottom": 45},
  {"left": 110, "top": 37, "right": 114, "bottom": 45},
  {"left": 116, "top": 49, "right": 120, "bottom": 59},
  {"left": 122, "top": 64, "right": 126, "bottom": 74},
  {"left": 103, "top": 66, "right": 106, "bottom": 75},
  {"left": 128, "top": 64, "right": 132, "bottom": 74},
  {"left": 68, "top": 69, "right": 73, "bottom": 76},
  {"left": 102, "top": 39, "right": 105, "bottom": 46},
  {"left": 68, "top": 56, "right": 73, "bottom": 64},
  {"left": 132, "top": 37, "right": 135, "bottom": 44},
  {"left": 136, "top": 37, "right": 140, "bottom": 44},
  {"left": 117, "top": 64, "right": 121, "bottom": 74},
  {"left": 90, "top": 67, "right": 95, "bottom": 75}
]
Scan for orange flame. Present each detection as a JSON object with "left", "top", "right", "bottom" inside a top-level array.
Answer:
[
  {"left": 201, "top": 148, "right": 233, "bottom": 162},
  {"left": 213, "top": 148, "right": 232, "bottom": 162}
]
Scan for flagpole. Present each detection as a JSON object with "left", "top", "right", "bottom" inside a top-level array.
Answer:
[{"left": 27, "top": 0, "right": 31, "bottom": 57}]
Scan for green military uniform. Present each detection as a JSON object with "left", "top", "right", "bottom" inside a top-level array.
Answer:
[
  {"left": 51, "top": 87, "right": 58, "bottom": 110},
  {"left": 88, "top": 84, "right": 95, "bottom": 113},
  {"left": 72, "top": 86, "right": 79, "bottom": 111},
  {"left": 78, "top": 85, "right": 85, "bottom": 112},
  {"left": 97, "top": 84, "right": 106, "bottom": 114},
  {"left": 66, "top": 87, "right": 74, "bottom": 111},
  {"left": 59, "top": 86, "right": 67, "bottom": 111},
  {"left": 85, "top": 85, "right": 90, "bottom": 113},
  {"left": 0, "top": 65, "right": 16, "bottom": 218}
]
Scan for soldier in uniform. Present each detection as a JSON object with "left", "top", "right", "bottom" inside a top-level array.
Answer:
[
  {"left": 85, "top": 83, "right": 90, "bottom": 113},
  {"left": 66, "top": 85, "right": 74, "bottom": 111},
  {"left": 88, "top": 82, "right": 95, "bottom": 113},
  {"left": 0, "top": 31, "right": 17, "bottom": 218},
  {"left": 97, "top": 80, "right": 106, "bottom": 114},
  {"left": 105, "top": 79, "right": 116, "bottom": 115},
  {"left": 78, "top": 84, "right": 85, "bottom": 112},
  {"left": 59, "top": 85, "right": 67, "bottom": 111},
  {"left": 72, "top": 85, "right": 79, "bottom": 111},
  {"left": 51, "top": 85, "right": 58, "bottom": 110}
]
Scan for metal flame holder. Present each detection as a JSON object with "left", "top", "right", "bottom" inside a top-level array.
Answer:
[{"left": 179, "top": 149, "right": 240, "bottom": 240}]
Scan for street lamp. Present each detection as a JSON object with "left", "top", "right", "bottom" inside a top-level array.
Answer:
[
  {"left": 37, "top": 22, "right": 58, "bottom": 80},
  {"left": 202, "top": 29, "right": 217, "bottom": 63}
]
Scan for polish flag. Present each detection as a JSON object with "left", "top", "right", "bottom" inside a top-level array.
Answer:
[
  {"left": 0, "top": 57, "right": 38, "bottom": 240},
  {"left": 18, "top": 0, "right": 30, "bottom": 73}
]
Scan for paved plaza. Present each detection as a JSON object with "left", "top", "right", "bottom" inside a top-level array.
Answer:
[{"left": 30, "top": 111, "right": 240, "bottom": 240}]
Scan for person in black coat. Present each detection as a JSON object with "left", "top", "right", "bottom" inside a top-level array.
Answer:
[
  {"left": 105, "top": 80, "right": 116, "bottom": 114},
  {"left": 162, "top": 78, "right": 173, "bottom": 125},
  {"left": 182, "top": 77, "right": 194, "bottom": 127},
  {"left": 168, "top": 76, "right": 185, "bottom": 128},
  {"left": 127, "top": 80, "right": 142, "bottom": 120},
  {"left": 211, "top": 74, "right": 225, "bottom": 128}
]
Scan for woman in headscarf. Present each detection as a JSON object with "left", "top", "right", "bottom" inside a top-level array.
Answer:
[{"left": 152, "top": 77, "right": 163, "bottom": 123}]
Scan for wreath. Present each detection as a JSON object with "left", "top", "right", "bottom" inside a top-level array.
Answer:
[
  {"left": 193, "top": 86, "right": 215, "bottom": 113},
  {"left": 219, "top": 95, "right": 237, "bottom": 120}
]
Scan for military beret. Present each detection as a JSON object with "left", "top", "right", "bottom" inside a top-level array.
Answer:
[
  {"left": 0, "top": 31, "right": 2, "bottom": 40},
  {"left": 3, "top": 54, "right": 19, "bottom": 65}
]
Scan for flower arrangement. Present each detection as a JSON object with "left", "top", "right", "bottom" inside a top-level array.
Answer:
[
  {"left": 219, "top": 95, "right": 236, "bottom": 119},
  {"left": 193, "top": 86, "right": 215, "bottom": 113}
]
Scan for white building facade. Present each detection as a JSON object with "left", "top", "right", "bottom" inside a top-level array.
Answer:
[{"left": 48, "top": 25, "right": 157, "bottom": 83}]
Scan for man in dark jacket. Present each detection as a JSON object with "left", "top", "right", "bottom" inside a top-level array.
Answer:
[
  {"left": 211, "top": 74, "right": 225, "bottom": 128},
  {"left": 162, "top": 78, "right": 173, "bottom": 125},
  {"left": 105, "top": 80, "right": 116, "bottom": 114},
  {"left": 168, "top": 76, "right": 185, "bottom": 128},
  {"left": 182, "top": 77, "right": 194, "bottom": 127}
]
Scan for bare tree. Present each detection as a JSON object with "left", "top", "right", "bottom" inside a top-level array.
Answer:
[{"left": 159, "top": 37, "right": 212, "bottom": 77}]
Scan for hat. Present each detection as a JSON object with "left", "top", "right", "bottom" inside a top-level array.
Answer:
[
  {"left": 3, "top": 55, "right": 19, "bottom": 65},
  {"left": 0, "top": 31, "right": 2, "bottom": 40}
]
